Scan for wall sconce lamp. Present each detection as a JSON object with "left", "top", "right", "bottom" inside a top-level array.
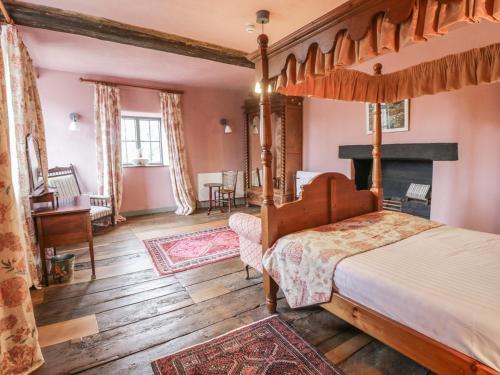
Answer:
[
  {"left": 68, "top": 112, "right": 81, "bottom": 131},
  {"left": 220, "top": 118, "right": 233, "bottom": 134}
]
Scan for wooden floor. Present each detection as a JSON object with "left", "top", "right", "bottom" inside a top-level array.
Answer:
[{"left": 32, "top": 207, "right": 431, "bottom": 375}]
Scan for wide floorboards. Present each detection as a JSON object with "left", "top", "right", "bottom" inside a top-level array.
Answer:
[{"left": 33, "top": 207, "right": 431, "bottom": 374}]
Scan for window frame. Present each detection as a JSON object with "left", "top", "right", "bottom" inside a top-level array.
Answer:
[{"left": 121, "top": 115, "right": 166, "bottom": 166}]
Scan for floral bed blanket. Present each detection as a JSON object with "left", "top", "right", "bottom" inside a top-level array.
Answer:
[{"left": 262, "top": 210, "right": 442, "bottom": 308}]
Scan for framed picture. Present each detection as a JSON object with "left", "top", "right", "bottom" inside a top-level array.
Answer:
[{"left": 366, "top": 99, "right": 409, "bottom": 134}]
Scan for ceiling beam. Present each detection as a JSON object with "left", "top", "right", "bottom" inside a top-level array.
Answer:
[{"left": 2, "top": 1, "right": 255, "bottom": 69}]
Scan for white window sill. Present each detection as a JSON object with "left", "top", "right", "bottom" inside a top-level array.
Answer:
[{"left": 122, "top": 164, "right": 169, "bottom": 168}]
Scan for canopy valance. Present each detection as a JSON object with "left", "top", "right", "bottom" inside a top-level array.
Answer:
[
  {"left": 278, "top": 43, "right": 500, "bottom": 102},
  {"left": 273, "top": 0, "right": 500, "bottom": 92}
]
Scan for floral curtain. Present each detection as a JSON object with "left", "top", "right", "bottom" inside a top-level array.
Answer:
[
  {"left": 1, "top": 24, "right": 47, "bottom": 288},
  {"left": 94, "top": 84, "right": 125, "bottom": 222},
  {"left": 160, "top": 92, "right": 196, "bottom": 215},
  {"left": 0, "top": 34, "right": 44, "bottom": 374}
]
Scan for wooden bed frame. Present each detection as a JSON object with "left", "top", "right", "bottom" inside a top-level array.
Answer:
[{"left": 256, "top": 31, "right": 499, "bottom": 375}]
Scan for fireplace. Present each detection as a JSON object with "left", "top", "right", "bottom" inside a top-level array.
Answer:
[{"left": 339, "top": 143, "right": 458, "bottom": 219}]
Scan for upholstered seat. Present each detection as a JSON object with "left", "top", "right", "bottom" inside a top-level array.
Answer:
[
  {"left": 90, "top": 205, "right": 113, "bottom": 221},
  {"left": 228, "top": 213, "right": 263, "bottom": 276}
]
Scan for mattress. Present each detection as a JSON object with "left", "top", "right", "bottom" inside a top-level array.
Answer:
[{"left": 334, "top": 225, "right": 500, "bottom": 371}]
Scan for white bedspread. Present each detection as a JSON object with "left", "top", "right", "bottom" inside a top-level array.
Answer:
[{"left": 334, "top": 225, "right": 500, "bottom": 371}]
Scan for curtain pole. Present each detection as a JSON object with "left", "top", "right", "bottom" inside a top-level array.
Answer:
[
  {"left": 0, "top": 0, "right": 13, "bottom": 24},
  {"left": 370, "top": 63, "right": 384, "bottom": 210},
  {"left": 79, "top": 78, "right": 183, "bottom": 95}
]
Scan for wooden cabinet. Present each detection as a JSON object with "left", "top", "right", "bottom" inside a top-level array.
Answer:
[
  {"left": 244, "top": 94, "right": 303, "bottom": 206},
  {"left": 33, "top": 196, "right": 95, "bottom": 286}
]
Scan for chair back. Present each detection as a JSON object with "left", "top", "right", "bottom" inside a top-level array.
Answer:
[
  {"left": 48, "top": 165, "right": 82, "bottom": 199},
  {"left": 222, "top": 170, "right": 238, "bottom": 192}
]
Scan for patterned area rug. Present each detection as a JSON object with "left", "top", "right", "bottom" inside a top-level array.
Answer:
[
  {"left": 144, "top": 226, "right": 240, "bottom": 275},
  {"left": 151, "top": 316, "right": 343, "bottom": 375}
]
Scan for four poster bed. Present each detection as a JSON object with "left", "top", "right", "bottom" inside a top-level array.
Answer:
[{"left": 250, "top": 1, "right": 500, "bottom": 374}]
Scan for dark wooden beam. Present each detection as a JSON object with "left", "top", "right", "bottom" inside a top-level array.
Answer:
[{"left": 3, "top": 1, "right": 255, "bottom": 69}]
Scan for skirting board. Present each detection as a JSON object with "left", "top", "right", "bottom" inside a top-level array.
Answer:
[
  {"left": 122, "top": 206, "right": 177, "bottom": 217},
  {"left": 122, "top": 198, "right": 247, "bottom": 217}
]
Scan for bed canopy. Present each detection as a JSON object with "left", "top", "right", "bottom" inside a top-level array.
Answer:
[{"left": 277, "top": 43, "right": 500, "bottom": 102}]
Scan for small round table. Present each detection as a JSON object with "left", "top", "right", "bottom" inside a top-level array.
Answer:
[{"left": 204, "top": 182, "right": 223, "bottom": 215}]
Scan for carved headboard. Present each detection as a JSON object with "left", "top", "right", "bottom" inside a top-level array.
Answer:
[{"left": 273, "top": 172, "right": 376, "bottom": 239}]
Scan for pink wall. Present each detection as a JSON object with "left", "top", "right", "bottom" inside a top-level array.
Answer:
[
  {"left": 303, "top": 22, "right": 500, "bottom": 234},
  {"left": 37, "top": 68, "right": 248, "bottom": 213},
  {"left": 38, "top": 70, "right": 97, "bottom": 193}
]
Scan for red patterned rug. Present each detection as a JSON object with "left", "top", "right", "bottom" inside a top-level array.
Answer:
[
  {"left": 151, "top": 316, "right": 343, "bottom": 375},
  {"left": 144, "top": 226, "right": 240, "bottom": 275}
]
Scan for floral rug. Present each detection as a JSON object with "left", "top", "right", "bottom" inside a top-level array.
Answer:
[
  {"left": 151, "top": 316, "right": 343, "bottom": 375},
  {"left": 144, "top": 226, "right": 240, "bottom": 275}
]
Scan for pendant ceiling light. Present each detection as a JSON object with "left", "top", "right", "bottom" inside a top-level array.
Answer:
[{"left": 254, "top": 10, "right": 271, "bottom": 95}]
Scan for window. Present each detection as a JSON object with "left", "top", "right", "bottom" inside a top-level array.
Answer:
[{"left": 121, "top": 116, "right": 165, "bottom": 165}]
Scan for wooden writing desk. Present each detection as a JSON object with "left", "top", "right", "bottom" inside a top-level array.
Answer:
[{"left": 32, "top": 195, "right": 95, "bottom": 286}]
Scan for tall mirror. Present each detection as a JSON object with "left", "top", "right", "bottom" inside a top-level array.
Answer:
[
  {"left": 26, "top": 134, "right": 46, "bottom": 193},
  {"left": 249, "top": 115, "right": 261, "bottom": 187},
  {"left": 271, "top": 112, "right": 282, "bottom": 189},
  {"left": 249, "top": 113, "right": 282, "bottom": 189}
]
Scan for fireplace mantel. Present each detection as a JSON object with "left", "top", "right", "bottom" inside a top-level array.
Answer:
[{"left": 339, "top": 143, "right": 458, "bottom": 161}]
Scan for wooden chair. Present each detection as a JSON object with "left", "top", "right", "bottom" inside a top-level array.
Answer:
[
  {"left": 215, "top": 170, "right": 238, "bottom": 214},
  {"left": 48, "top": 165, "right": 115, "bottom": 227}
]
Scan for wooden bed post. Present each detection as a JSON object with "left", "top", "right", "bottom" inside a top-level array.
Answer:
[
  {"left": 258, "top": 33, "right": 279, "bottom": 314},
  {"left": 371, "top": 63, "right": 384, "bottom": 210}
]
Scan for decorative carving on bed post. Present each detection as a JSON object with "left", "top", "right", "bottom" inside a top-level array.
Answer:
[
  {"left": 370, "top": 63, "right": 384, "bottom": 211},
  {"left": 258, "top": 32, "right": 279, "bottom": 314}
]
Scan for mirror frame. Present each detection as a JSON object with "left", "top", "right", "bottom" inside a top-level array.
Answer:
[{"left": 26, "top": 134, "right": 46, "bottom": 193}]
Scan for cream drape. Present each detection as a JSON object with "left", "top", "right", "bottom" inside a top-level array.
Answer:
[
  {"left": 160, "top": 92, "right": 196, "bottom": 215},
  {"left": 278, "top": 43, "right": 500, "bottom": 102},
  {"left": 0, "top": 29, "right": 44, "bottom": 374},
  {"left": 94, "top": 84, "right": 125, "bottom": 222},
  {"left": 1, "top": 24, "right": 48, "bottom": 288},
  {"left": 276, "top": 0, "right": 500, "bottom": 90}
]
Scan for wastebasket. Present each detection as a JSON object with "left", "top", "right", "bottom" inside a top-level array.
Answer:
[{"left": 51, "top": 254, "right": 75, "bottom": 283}]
